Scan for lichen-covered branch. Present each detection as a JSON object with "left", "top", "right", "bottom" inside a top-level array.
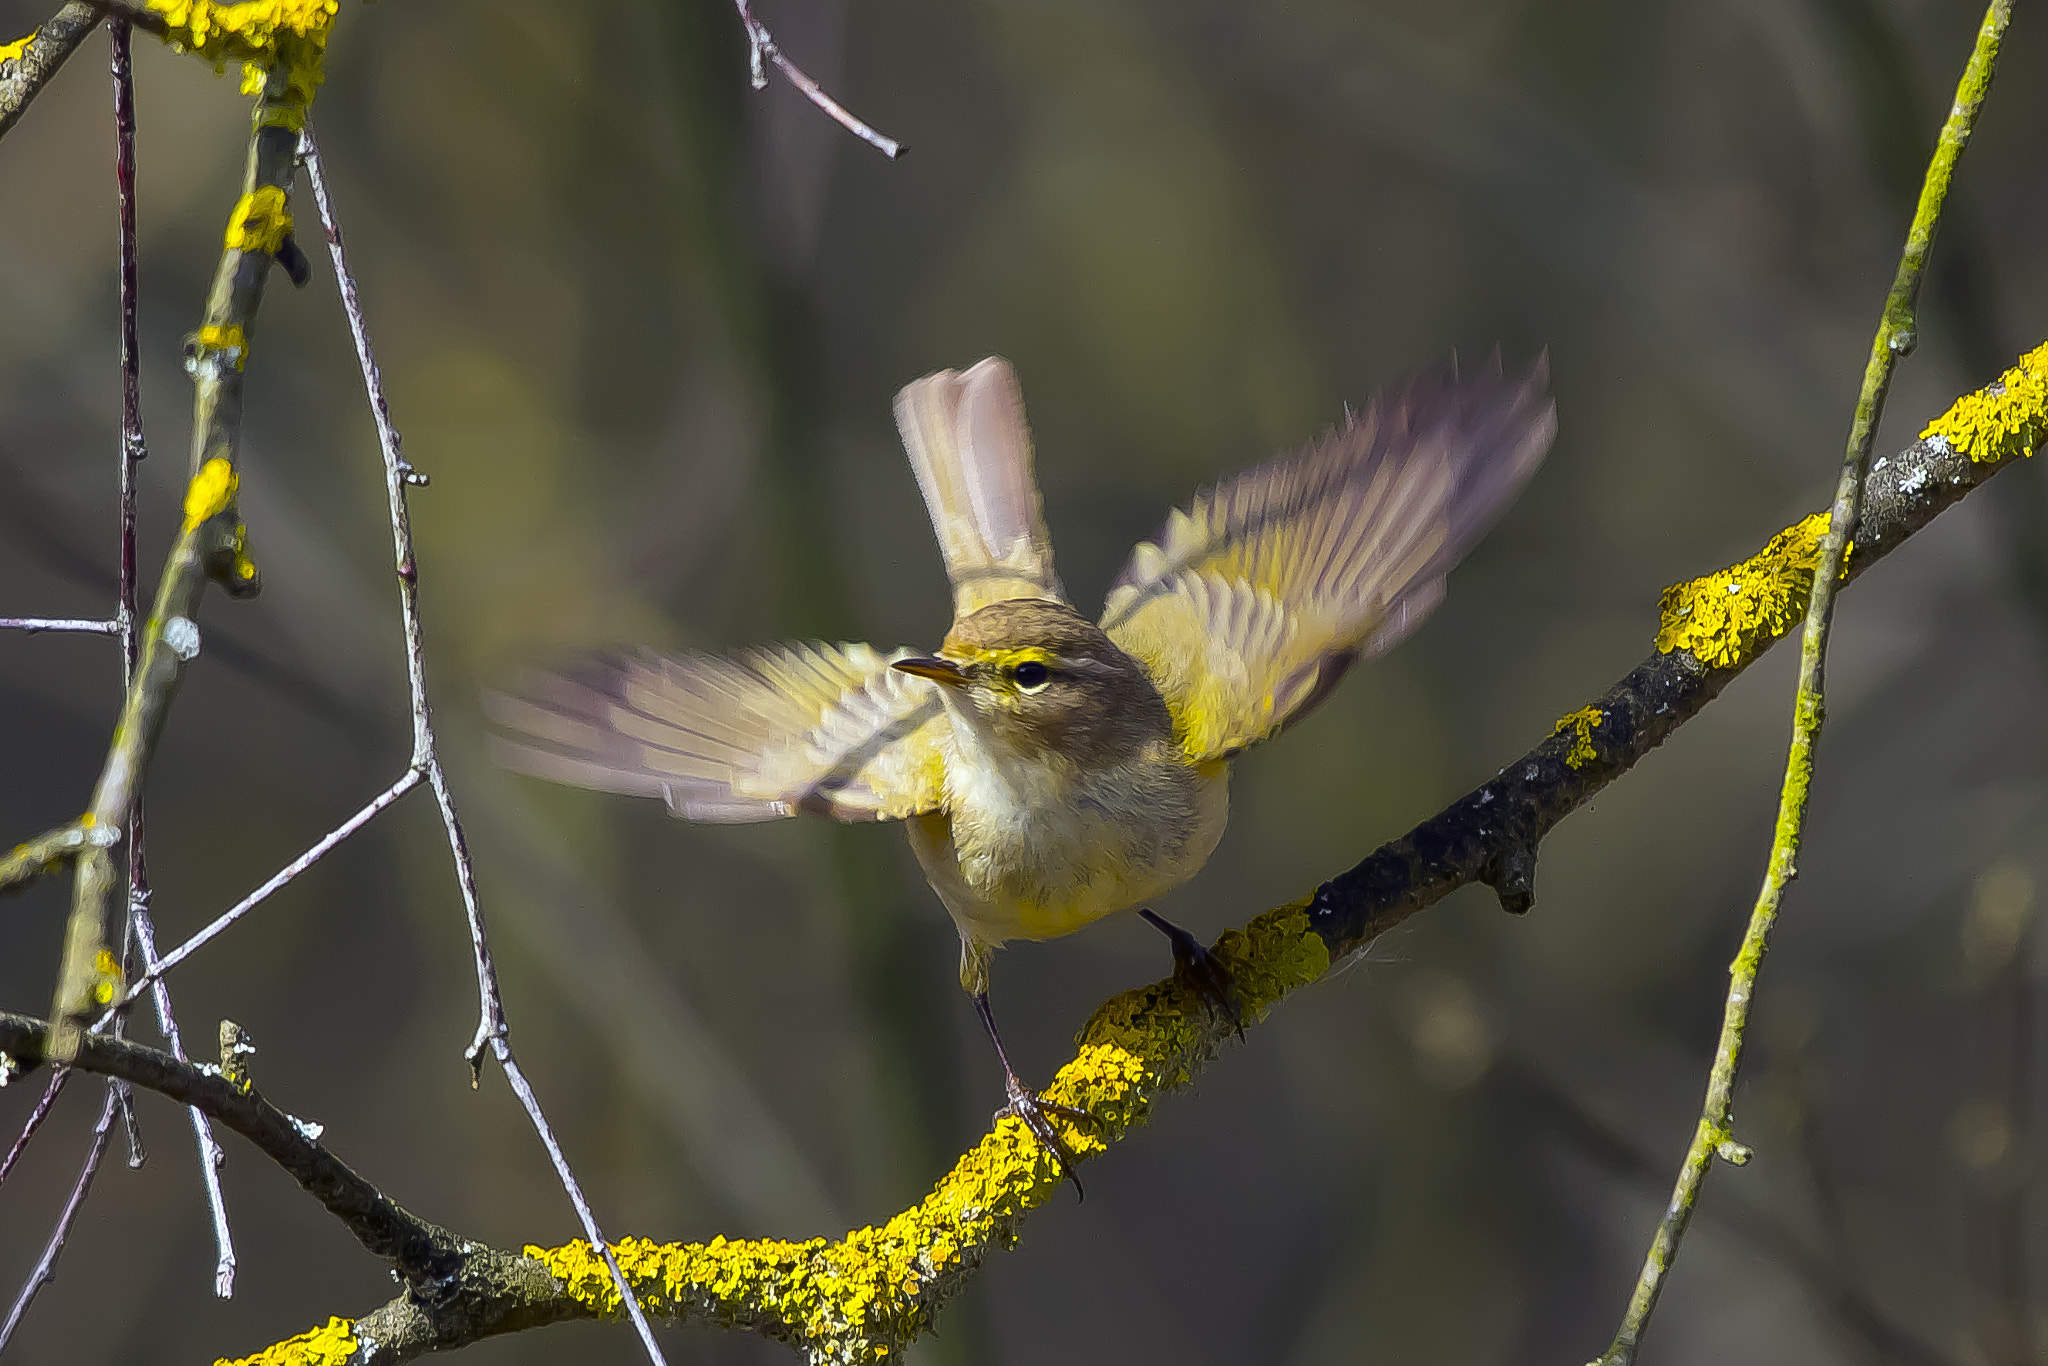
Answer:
[
  {"left": 41, "top": 1, "right": 340, "bottom": 1059},
  {"left": 164, "top": 344, "right": 2047, "bottom": 1364},
  {"left": 1307, "top": 340, "right": 2046, "bottom": 960},
  {"left": 0, "top": 2, "right": 101, "bottom": 139}
]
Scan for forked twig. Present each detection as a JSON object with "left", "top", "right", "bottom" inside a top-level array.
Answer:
[{"left": 1589, "top": 5, "right": 2015, "bottom": 1361}]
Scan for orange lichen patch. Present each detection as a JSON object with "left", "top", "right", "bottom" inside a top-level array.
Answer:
[
  {"left": 1921, "top": 341, "right": 2048, "bottom": 464},
  {"left": 1654, "top": 513, "right": 1846, "bottom": 670},
  {"left": 1553, "top": 706, "right": 1602, "bottom": 769},
  {"left": 526, "top": 905, "right": 1330, "bottom": 1362},
  {"left": 224, "top": 186, "right": 292, "bottom": 255},
  {"left": 214, "top": 1315, "right": 357, "bottom": 1366},
  {"left": 183, "top": 458, "right": 239, "bottom": 530}
]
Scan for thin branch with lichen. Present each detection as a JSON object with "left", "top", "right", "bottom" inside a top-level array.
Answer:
[
  {"left": 1591, "top": 6, "right": 2013, "bottom": 1361},
  {"left": 39, "top": 0, "right": 341, "bottom": 1058},
  {"left": 21, "top": 341, "right": 2035, "bottom": 1363},
  {"left": 0, "top": 2, "right": 101, "bottom": 138}
]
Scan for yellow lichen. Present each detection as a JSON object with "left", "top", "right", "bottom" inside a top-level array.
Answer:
[
  {"left": 1654, "top": 513, "right": 1845, "bottom": 669},
  {"left": 144, "top": 0, "right": 336, "bottom": 128},
  {"left": 184, "top": 457, "right": 239, "bottom": 529},
  {"left": 1553, "top": 706, "right": 1602, "bottom": 769},
  {"left": 1921, "top": 341, "right": 2048, "bottom": 463},
  {"left": 194, "top": 323, "right": 249, "bottom": 370},
  {"left": 230, "top": 522, "right": 259, "bottom": 583},
  {"left": 1, "top": 32, "right": 32, "bottom": 64},
  {"left": 514, "top": 905, "right": 1331, "bottom": 1362},
  {"left": 224, "top": 187, "right": 292, "bottom": 255},
  {"left": 214, "top": 1316, "right": 357, "bottom": 1366},
  {"left": 90, "top": 949, "right": 124, "bottom": 1007}
]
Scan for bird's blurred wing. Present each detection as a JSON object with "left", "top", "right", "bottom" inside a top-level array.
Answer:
[
  {"left": 486, "top": 643, "right": 948, "bottom": 823},
  {"left": 896, "top": 357, "right": 1067, "bottom": 616},
  {"left": 1101, "top": 355, "right": 1555, "bottom": 762}
]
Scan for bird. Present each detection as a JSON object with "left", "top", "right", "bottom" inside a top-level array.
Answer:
[{"left": 487, "top": 354, "right": 1555, "bottom": 1190}]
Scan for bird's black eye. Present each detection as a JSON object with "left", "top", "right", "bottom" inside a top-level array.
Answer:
[{"left": 1013, "top": 661, "right": 1051, "bottom": 691}]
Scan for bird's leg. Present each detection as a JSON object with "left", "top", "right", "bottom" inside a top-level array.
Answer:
[
  {"left": 1138, "top": 908, "right": 1243, "bottom": 1039},
  {"left": 972, "top": 990, "right": 1095, "bottom": 1198}
]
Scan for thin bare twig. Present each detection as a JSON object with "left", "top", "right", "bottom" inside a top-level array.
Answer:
[
  {"left": 1590, "top": 7, "right": 2014, "bottom": 1362},
  {"left": 127, "top": 890, "right": 237, "bottom": 1295},
  {"left": 0, "top": 1083, "right": 117, "bottom": 1352},
  {"left": 300, "top": 127, "right": 670, "bottom": 1366},
  {"left": 731, "top": 0, "right": 903, "bottom": 159},
  {"left": 0, "top": 1069, "right": 72, "bottom": 1188},
  {"left": 0, "top": 616, "right": 120, "bottom": 634},
  {"left": 130, "top": 768, "right": 425, "bottom": 989}
]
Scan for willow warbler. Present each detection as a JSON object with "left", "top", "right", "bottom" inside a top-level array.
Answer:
[{"left": 490, "top": 355, "right": 1553, "bottom": 1185}]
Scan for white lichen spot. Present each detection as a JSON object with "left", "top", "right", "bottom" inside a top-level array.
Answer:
[
  {"left": 1899, "top": 466, "right": 1929, "bottom": 495},
  {"left": 163, "top": 616, "right": 202, "bottom": 660},
  {"left": 1926, "top": 433, "right": 1952, "bottom": 454},
  {"left": 289, "top": 1114, "right": 325, "bottom": 1142}
]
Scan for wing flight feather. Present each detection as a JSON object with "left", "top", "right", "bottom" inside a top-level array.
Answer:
[
  {"left": 487, "top": 642, "right": 948, "bottom": 823},
  {"left": 1101, "top": 353, "right": 1555, "bottom": 762}
]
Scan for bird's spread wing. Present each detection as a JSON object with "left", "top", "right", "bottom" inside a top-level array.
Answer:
[
  {"left": 1100, "top": 354, "right": 1555, "bottom": 763},
  {"left": 896, "top": 357, "right": 1066, "bottom": 616},
  {"left": 486, "top": 643, "right": 948, "bottom": 823}
]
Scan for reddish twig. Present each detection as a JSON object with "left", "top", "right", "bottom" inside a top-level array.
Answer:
[
  {"left": 0, "top": 1084, "right": 118, "bottom": 1351},
  {"left": 0, "top": 1069, "right": 72, "bottom": 1188}
]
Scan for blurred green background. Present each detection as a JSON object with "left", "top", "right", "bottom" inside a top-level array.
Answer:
[{"left": 3, "top": 0, "right": 2046, "bottom": 1361}]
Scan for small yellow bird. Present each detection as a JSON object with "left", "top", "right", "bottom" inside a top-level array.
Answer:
[{"left": 490, "top": 355, "right": 1553, "bottom": 1185}]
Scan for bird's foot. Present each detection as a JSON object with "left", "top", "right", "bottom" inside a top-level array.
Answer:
[
  {"left": 1139, "top": 908, "right": 1243, "bottom": 1039},
  {"left": 996, "top": 1070, "right": 1097, "bottom": 1199}
]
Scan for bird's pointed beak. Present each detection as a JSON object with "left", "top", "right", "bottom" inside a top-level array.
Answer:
[{"left": 893, "top": 655, "right": 968, "bottom": 688}]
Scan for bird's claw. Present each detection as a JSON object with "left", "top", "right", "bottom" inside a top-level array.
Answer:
[
  {"left": 997, "top": 1073, "right": 1097, "bottom": 1199},
  {"left": 1139, "top": 908, "right": 1244, "bottom": 1039}
]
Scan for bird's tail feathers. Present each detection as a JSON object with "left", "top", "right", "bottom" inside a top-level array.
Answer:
[{"left": 894, "top": 357, "right": 1065, "bottom": 617}]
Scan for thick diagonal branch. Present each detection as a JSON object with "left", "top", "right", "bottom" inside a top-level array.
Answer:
[{"left": 92, "top": 345, "right": 2048, "bottom": 1364}]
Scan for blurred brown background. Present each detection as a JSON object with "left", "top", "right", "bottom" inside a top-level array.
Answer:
[{"left": 3, "top": 0, "right": 2047, "bottom": 1362}]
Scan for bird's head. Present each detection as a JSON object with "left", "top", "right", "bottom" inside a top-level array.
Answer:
[{"left": 893, "top": 599, "right": 1173, "bottom": 766}]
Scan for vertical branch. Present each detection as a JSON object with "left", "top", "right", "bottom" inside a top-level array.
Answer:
[
  {"left": 299, "top": 129, "right": 671, "bottom": 1366},
  {"left": 107, "top": 10, "right": 147, "bottom": 1177},
  {"left": 1591, "top": 5, "right": 2014, "bottom": 1362},
  {"left": 46, "top": 109, "right": 293, "bottom": 1057},
  {"left": 106, "top": 16, "right": 238, "bottom": 1293}
]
